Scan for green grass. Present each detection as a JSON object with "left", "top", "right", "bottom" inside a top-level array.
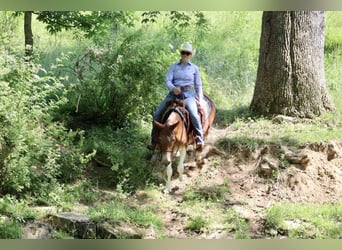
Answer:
[
  {"left": 180, "top": 178, "right": 250, "bottom": 238},
  {"left": 264, "top": 202, "right": 342, "bottom": 239},
  {"left": 186, "top": 215, "right": 208, "bottom": 232},
  {"left": 216, "top": 113, "right": 342, "bottom": 150},
  {"left": 224, "top": 209, "right": 250, "bottom": 239},
  {"left": 0, "top": 196, "right": 36, "bottom": 223},
  {"left": 183, "top": 184, "right": 230, "bottom": 203},
  {"left": 88, "top": 199, "right": 164, "bottom": 238},
  {"left": 0, "top": 220, "right": 22, "bottom": 239}
]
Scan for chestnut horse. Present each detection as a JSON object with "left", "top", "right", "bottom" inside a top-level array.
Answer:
[{"left": 154, "top": 95, "right": 216, "bottom": 193}]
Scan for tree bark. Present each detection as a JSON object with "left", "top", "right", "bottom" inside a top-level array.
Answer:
[
  {"left": 24, "top": 11, "right": 34, "bottom": 60},
  {"left": 250, "top": 11, "right": 335, "bottom": 118}
]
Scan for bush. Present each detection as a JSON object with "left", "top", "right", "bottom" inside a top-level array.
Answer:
[
  {"left": 0, "top": 53, "right": 90, "bottom": 198},
  {"left": 84, "top": 124, "right": 152, "bottom": 193},
  {"left": 57, "top": 28, "right": 175, "bottom": 129},
  {"left": 0, "top": 220, "right": 22, "bottom": 239}
]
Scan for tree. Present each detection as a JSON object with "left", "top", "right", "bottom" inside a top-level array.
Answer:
[
  {"left": 24, "top": 11, "right": 33, "bottom": 60},
  {"left": 17, "top": 11, "right": 136, "bottom": 60},
  {"left": 250, "top": 11, "right": 335, "bottom": 118}
]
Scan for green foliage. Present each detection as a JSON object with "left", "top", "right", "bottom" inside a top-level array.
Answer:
[
  {"left": 195, "top": 12, "right": 261, "bottom": 109},
  {"left": 88, "top": 199, "right": 163, "bottom": 237},
  {"left": 216, "top": 136, "right": 260, "bottom": 154},
  {"left": 325, "top": 12, "right": 342, "bottom": 56},
  {"left": 51, "top": 229, "right": 74, "bottom": 239},
  {"left": 0, "top": 12, "right": 19, "bottom": 52},
  {"left": 0, "top": 220, "right": 22, "bottom": 239},
  {"left": 0, "top": 195, "right": 36, "bottom": 223},
  {"left": 34, "top": 11, "right": 136, "bottom": 38},
  {"left": 141, "top": 11, "right": 209, "bottom": 45},
  {"left": 0, "top": 52, "right": 89, "bottom": 198},
  {"left": 224, "top": 209, "right": 250, "bottom": 239},
  {"left": 264, "top": 202, "right": 342, "bottom": 239},
  {"left": 183, "top": 185, "right": 230, "bottom": 202},
  {"left": 84, "top": 125, "right": 152, "bottom": 193},
  {"left": 63, "top": 180, "right": 100, "bottom": 205},
  {"left": 58, "top": 29, "right": 174, "bottom": 129},
  {"left": 186, "top": 215, "right": 208, "bottom": 232}
]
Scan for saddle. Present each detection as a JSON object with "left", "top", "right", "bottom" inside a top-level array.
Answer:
[
  {"left": 168, "top": 98, "right": 206, "bottom": 127},
  {"left": 160, "top": 98, "right": 206, "bottom": 142}
]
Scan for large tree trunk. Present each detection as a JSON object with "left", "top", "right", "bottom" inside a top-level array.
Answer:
[
  {"left": 250, "top": 11, "right": 334, "bottom": 118},
  {"left": 24, "top": 11, "right": 33, "bottom": 60}
]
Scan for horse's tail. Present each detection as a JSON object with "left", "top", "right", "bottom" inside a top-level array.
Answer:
[{"left": 202, "top": 94, "right": 216, "bottom": 136}]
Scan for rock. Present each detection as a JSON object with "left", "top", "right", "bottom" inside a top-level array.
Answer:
[
  {"left": 327, "top": 143, "right": 339, "bottom": 161},
  {"left": 272, "top": 115, "right": 296, "bottom": 124},
  {"left": 255, "top": 155, "right": 280, "bottom": 178},
  {"left": 51, "top": 212, "right": 96, "bottom": 239},
  {"left": 259, "top": 163, "right": 273, "bottom": 177},
  {"left": 22, "top": 221, "right": 53, "bottom": 239}
]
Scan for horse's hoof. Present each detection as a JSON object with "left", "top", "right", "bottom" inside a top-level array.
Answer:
[{"left": 179, "top": 175, "right": 183, "bottom": 181}]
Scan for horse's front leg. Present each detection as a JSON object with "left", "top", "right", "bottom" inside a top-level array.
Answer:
[
  {"left": 164, "top": 161, "right": 172, "bottom": 194},
  {"left": 177, "top": 146, "right": 187, "bottom": 181},
  {"left": 164, "top": 151, "right": 173, "bottom": 194}
]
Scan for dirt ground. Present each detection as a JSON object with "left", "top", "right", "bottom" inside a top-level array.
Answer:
[{"left": 136, "top": 126, "right": 342, "bottom": 239}]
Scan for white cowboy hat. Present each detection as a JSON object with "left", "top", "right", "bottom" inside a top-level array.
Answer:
[{"left": 180, "top": 43, "right": 193, "bottom": 54}]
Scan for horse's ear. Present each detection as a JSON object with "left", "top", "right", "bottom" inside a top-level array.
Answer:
[{"left": 154, "top": 120, "right": 165, "bottom": 129}]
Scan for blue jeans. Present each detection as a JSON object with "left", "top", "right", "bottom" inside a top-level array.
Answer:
[{"left": 151, "top": 89, "right": 204, "bottom": 144}]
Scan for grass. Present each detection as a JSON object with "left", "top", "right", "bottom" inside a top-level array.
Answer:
[
  {"left": 183, "top": 184, "right": 230, "bottom": 203},
  {"left": 0, "top": 196, "right": 36, "bottom": 224},
  {"left": 0, "top": 220, "right": 22, "bottom": 239},
  {"left": 264, "top": 202, "right": 342, "bottom": 239},
  {"left": 87, "top": 198, "right": 164, "bottom": 238},
  {"left": 186, "top": 216, "right": 208, "bottom": 232},
  {"left": 224, "top": 209, "right": 250, "bottom": 239},
  {"left": 216, "top": 113, "right": 342, "bottom": 151}
]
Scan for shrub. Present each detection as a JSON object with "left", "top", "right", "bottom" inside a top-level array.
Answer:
[
  {"left": 0, "top": 53, "right": 90, "bottom": 198},
  {"left": 186, "top": 216, "right": 208, "bottom": 232},
  {"left": 58, "top": 28, "right": 175, "bottom": 130},
  {"left": 0, "top": 220, "right": 22, "bottom": 239},
  {"left": 84, "top": 124, "right": 153, "bottom": 193}
]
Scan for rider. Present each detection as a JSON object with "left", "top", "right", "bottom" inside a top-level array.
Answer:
[{"left": 147, "top": 42, "right": 204, "bottom": 151}]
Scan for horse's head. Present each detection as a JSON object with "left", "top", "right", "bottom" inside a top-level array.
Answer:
[{"left": 154, "top": 111, "right": 184, "bottom": 164}]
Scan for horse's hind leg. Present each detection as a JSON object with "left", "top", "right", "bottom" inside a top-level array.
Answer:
[{"left": 177, "top": 146, "right": 187, "bottom": 181}]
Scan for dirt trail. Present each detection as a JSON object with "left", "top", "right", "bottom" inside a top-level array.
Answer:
[{"left": 138, "top": 126, "right": 342, "bottom": 239}]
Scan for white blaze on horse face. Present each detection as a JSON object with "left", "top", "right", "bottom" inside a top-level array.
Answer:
[{"left": 165, "top": 151, "right": 172, "bottom": 163}]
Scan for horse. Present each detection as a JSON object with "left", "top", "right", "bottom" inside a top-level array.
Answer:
[{"left": 153, "top": 95, "right": 216, "bottom": 193}]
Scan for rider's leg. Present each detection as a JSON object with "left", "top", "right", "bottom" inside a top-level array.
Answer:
[{"left": 185, "top": 95, "right": 204, "bottom": 146}]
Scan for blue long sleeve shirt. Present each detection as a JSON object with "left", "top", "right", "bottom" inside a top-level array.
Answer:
[{"left": 165, "top": 60, "right": 203, "bottom": 99}]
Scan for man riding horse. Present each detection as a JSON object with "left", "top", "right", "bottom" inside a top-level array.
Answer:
[{"left": 147, "top": 43, "right": 205, "bottom": 151}]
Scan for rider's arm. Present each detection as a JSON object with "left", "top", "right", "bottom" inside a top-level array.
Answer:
[
  {"left": 165, "top": 64, "right": 176, "bottom": 91},
  {"left": 194, "top": 66, "right": 203, "bottom": 100}
]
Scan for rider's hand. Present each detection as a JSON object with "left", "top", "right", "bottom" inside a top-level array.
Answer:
[{"left": 173, "top": 87, "right": 181, "bottom": 95}]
